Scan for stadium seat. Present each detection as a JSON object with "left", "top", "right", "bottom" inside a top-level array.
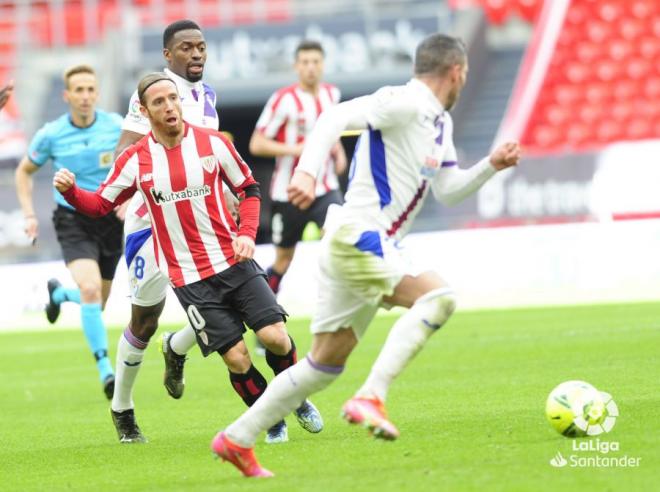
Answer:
[
  {"left": 515, "top": 0, "right": 659, "bottom": 155},
  {"left": 0, "top": 0, "right": 293, "bottom": 49}
]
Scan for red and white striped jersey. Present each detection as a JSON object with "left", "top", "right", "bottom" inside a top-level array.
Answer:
[
  {"left": 64, "top": 123, "right": 258, "bottom": 288},
  {"left": 255, "top": 83, "right": 341, "bottom": 202},
  {"left": 122, "top": 68, "right": 221, "bottom": 236}
]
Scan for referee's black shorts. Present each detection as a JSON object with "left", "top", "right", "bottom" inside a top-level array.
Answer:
[
  {"left": 173, "top": 259, "right": 288, "bottom": 357},
  {"left": 271, "top": 189, "right": 343, "bottom": 248},
  {"left": 52, "top": 205, "right": 123, "bottom": 280}
]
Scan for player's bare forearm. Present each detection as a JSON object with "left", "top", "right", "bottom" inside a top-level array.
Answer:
[
  {"left": 15, "top": 156, "right": 38, "bottom": 218},
  {"left": 249, "top": 131, "right": 303, "bottom": 158},
  {"left": 15, "top": 156, "right": 40, "bottom": 240}
]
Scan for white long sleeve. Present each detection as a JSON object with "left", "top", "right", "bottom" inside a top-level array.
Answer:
[
  {"left": 431, "top": 157, "right": 497, "bottom": 205},
  {"left": 296, "top": 97, "right": 370, "bottom": 179}
]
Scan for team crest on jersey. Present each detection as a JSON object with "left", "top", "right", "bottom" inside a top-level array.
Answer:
[
  {"left": 99, "top": 151, "right": 113, "bottom": 168},
  {"left": 420, "top": 156, "right": 439, "bottom": 178},
  {"left": 200, "top": 155, "right": 218, "bottom": 173}
]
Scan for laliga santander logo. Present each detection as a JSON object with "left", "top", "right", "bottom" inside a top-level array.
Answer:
[{"left": 574, "top": 391, "right": 619, "bottom": 436}]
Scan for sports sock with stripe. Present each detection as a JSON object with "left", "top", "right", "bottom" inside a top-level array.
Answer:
[
  {"left": 229, "top": 364, "right": 268, "bottom": 407},
  {"left": 111, "top": 327, "right": 147, "bottom": 412}
]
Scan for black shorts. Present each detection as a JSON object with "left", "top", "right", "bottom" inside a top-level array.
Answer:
[
  {"left": 271, "top": 189, "right": 343, "bottom": 248},
  {"left": 173, "top": 259, "right": 288, "bottom": 357},
  {"left": 52, "top": 205, "right": 123, "bottom": 280}
]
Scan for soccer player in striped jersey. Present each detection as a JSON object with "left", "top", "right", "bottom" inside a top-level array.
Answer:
[
  {"left": 54, "top": 72, "right": 322, "bottom": 446},
  {"left": 106, "top": 19, "right": 228, "bottom": 444},
  {"left": 249, "top": 40, "right": 347, "bottom": 308},
  {"left": 211, "top": 34, "right": 521, "bottom": 478},
  {"left": 15, "top": 65, "right": 121, "bottom": 400}
]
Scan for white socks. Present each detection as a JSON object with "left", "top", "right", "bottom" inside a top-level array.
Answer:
[
  {"left": 169, "top": 323, "right": 197, "bottom": 355},
  {"left": 356, "top": 288, "right": 456, "bottom": 402},
  {"left": 111, "top": 329, "right": 147, "bottom": 412},
  {"left": 226, "top": 356, "right": 343, "bottom": 447}
]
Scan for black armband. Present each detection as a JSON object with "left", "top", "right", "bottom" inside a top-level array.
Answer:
[{"left": 242, "top": 183, "right": 261, "bottom": 199}]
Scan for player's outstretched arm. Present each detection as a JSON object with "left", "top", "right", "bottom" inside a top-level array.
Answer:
[
  {"left": 289, "top": 98, "right": 370, "bottom": 209},
  {"left": 249, "top": 130, "right": 304, "bottom": 159},
  {"left": 54, "top": 162, "right": 136, "bottom": 218},
  {"left": 432, "top": 141, "right": 521, "bottom": 206}
]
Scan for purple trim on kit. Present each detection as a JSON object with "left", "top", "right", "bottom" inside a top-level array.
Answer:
[
  {"left": 123, "top": 327, "right": 148, "bottom": 350},
  {"left": 202, "top": 83, "right": 217, "bottom": 118},
  {"left": 441, "top": 160, "right": 457, "bottom": 168},
  {"left": 386, "top": 180, "right": 428, "bottom": 237},
  {"left": 434, "top": 117, "right": 444, "bottom": 145},
  {"left": 306, "top": 355, "right": 344, "bottom": 375}
]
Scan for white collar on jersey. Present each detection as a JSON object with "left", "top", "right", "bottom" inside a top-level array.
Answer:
[
  {"left": 408, "top": 78, "right": 445, "bottom": 115},
  {"left": 164, "top": 67, "right": 204, "bottom": 93}
]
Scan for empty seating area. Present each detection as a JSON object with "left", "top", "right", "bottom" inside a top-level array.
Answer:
[
  {"left": 0, "top": 0, "right": 289, "bottom": 64},
  {"left": 451, "top": 0, "right": 659, "bottom": 155},
  {"left": 523, "top": 0, "right": 659, "bottom": 154},
  {"left": 448, "top": 0, "right": 543, "bottom": 25},
  {"left": 0, "top": 0, "right": 291, "bottom": 98}
]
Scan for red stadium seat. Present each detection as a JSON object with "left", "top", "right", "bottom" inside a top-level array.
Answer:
[{"left": 518, "top": 0, "right": 659, "bottom": 155}]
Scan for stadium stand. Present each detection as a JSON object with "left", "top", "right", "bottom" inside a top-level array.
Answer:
[{"left": 487, "top": 0, "right": 659, "bottom": 155}]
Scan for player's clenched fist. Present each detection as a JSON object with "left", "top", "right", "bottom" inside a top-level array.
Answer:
[
  {"left": 287, "top": 170, "right": 316, "bottom": 210},
  {"left": 53, "top": 169, "right": 76, "bottom": 193},
  {"left": 489, "top": 142, "right": 521, "bottom": 170},
  {"left": 232, "top": 235, "right": 255, "bottom": 262}
]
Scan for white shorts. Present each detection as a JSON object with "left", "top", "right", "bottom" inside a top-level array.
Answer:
[
  {"left": 310, "top": 221, "right": 424, "bottom": 339},
  {"left": 125, "top": 228, "right": 169, "bottom": 307}
]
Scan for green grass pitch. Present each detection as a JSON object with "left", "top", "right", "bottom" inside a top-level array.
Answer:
[{"left": 1, "top": 302, "right": 658, "bottom": 491}]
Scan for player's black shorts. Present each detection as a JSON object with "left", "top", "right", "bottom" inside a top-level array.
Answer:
[
  {"left": 52, "top": 205, "right": 123, "bottom": 280},
  {"left": 173, "top": 259, "right": 288, "bottom": 357},
  {"left": 271, "top": 189, "right": 343, "bottom": 248}
]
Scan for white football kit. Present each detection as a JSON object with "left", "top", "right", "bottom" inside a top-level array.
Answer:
[
  {"left": 122, "top": 68, "right": 220, "bottom": 306},
  {"left": 296, "top": 78, "right": 498, "bottom": 337}
]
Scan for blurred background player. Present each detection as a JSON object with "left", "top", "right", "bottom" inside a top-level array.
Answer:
[
  {"left": 14, "top": 64, "right": 121, "bottom": 399},
  {"left": 212, "top": 33, "right": 521, "bottom": 477},
  {"left": 249, "top": 40, "right": 347, "bottom": 354},
  {"left": 108, "top": 19, "right": 236, "bottom": 443},
  {"left": 0, "top": 80, "right": 13, "bottom": 110}
]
